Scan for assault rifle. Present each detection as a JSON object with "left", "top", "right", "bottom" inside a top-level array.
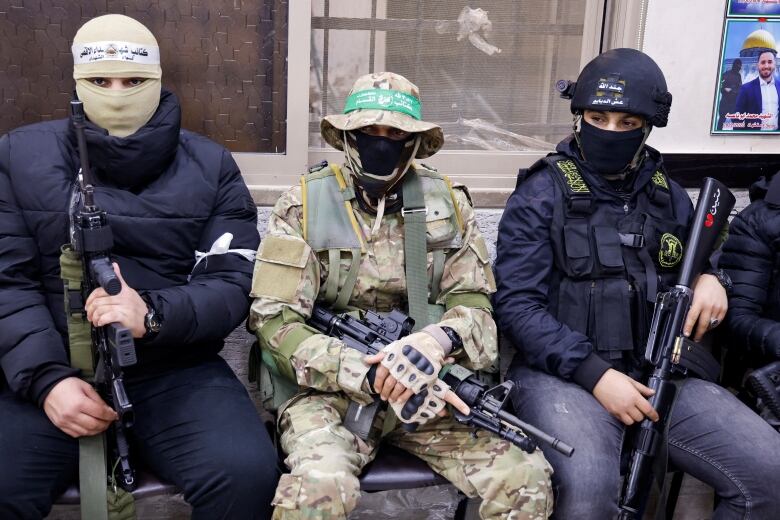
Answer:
[
  {"left": 70, "top": 100, "right": 137, "bottom": 491},
  {"left": 747, "top": 361, "right": 780, "bottom": 430},
  {"left": 618, "top": 178, "right": 735, "bottom": 519},
  {"left": 309, "top": 305, "right": 574, "bottom": 457}
]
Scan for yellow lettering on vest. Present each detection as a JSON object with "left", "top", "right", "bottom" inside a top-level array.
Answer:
[
  {"left": 556, "top": 160, "right": 590, "bottom": 193},
  {"left": 652, "top": 171, "right": 669, "bottom": 190}
]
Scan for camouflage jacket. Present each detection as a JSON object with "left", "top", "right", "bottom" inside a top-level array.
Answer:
[{"left": 249, "top": 165, "right": 497, "bottom": 404}]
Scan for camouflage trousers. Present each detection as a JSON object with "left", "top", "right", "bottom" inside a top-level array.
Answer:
[{"left": 272, "top": 392, "right": 553, "bottom": 520}]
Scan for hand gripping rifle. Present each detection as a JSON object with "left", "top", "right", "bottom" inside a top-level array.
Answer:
[
  {"left": 70, "top": 100, "right": 137, "bottom": 491},
  {"left": 618, "top": 178, "right": 735, "bottom": 519},
  {"left": 309, "top": 305, "right": 574, "bottom": 457}
]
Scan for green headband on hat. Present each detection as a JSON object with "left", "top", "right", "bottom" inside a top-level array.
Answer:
[{"left": 343, "top": 89, "right": 422, "bottom": 120}]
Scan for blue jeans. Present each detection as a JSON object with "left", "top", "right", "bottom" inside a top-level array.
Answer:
[
  {"left": 0, "top": 356, "right": 278, "bottom": 519},
  {"left": 507, "top": 364, "right": 780, "bottom": 520}
]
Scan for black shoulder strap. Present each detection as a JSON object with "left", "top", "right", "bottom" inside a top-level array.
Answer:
[
  {"left": 646, "top": 169, "right": 672, "bottom": 208},
  {"left": 515, "top": 157, "right": 549, "bottom": 189}
]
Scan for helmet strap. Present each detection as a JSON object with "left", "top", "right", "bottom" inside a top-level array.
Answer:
[{"left": 572, "top": 113, "right": 586, "bottom": 160}]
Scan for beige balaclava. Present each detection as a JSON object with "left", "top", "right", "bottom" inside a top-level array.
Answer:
[{"left": 72, "top": 14, "right": 162, "bottom": 137}]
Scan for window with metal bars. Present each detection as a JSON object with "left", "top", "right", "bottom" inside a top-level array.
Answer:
[{"left": 310, "top": 0, "right": 588, "bottom": 152}]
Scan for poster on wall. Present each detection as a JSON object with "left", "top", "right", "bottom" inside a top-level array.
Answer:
[
  {"left": 712, "top": 18, "right": 780, "bottom": 134},
  {"left": 728, "top": 0, "right": 780, "bottom": 18}
]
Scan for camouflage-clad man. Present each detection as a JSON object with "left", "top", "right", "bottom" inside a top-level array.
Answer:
[{"left": 249, "top": 72, "right": 552, "bottom": 519}]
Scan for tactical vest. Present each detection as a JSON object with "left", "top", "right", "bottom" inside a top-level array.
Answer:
[
  {"left": 531, "top": 155, "right": 687, "bottom": 370},
  {"left": 302, "top": 162, "right": 464, "bottom": 320}
]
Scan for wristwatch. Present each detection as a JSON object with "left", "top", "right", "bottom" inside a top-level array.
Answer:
[
  {"left": 710, "top": 268, "right": 733, "bottom": 295},
  {"left": 142, "top": 296, "right": 162, "bottom": 337},
  {"left": 440, "top": 326, "right": 464, "bottom": 351}
]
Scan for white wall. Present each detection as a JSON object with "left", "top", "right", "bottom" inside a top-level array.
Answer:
[{"left": 643, "top": 0, "right": 779, "bottom": 153}]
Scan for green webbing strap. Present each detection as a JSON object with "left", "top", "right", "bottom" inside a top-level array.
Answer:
[
  {"left": 429, "top": 250, "right": 446, "bottom": 304},
  {"left": 79, "top": 434, "right": 109, "bottom": 520},
  {"left": 402, "top": 173, "right": 430, "bottom": 331},
  {"left": 59, "top": 245, "right": 94, "bottom": 376},
  {"left": 381, "top": 409, "right": 398, "bottom": 437},
  {"left": 445, "top": 292, "right": 493, "bottom": 312},
  {"left": 61, "top": 245, "right": 123, "bottom": 518},
  {"left": 334, "top": 248, "right": 362, "bottom": 310},
  {"left": 258, "top": 310, "right": 319, "bottom": 383},
  {"left": 259, "top": 348, "right": 301, "bottom": 410},
  {"left": 324, "top": 249, "right": 341, "bottom": 305},
  {"left": 107, "top": 487, "right": 136, "bottom": 520}
]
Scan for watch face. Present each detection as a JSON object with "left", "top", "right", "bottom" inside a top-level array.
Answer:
[
  {"left": 717, "top": 269, "right": 732, "bottom": 290},
  {"left": 149, "top": 315, "right": 162, "bottom": 333},
  {"left": 145, "top": 308, "right": 161, "bottom": 334}
]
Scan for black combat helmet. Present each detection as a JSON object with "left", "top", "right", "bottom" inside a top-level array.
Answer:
[{"left": 556, "top": 48, "right": 673, "bottom": 127}]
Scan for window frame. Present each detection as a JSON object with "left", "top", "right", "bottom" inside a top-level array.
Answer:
[{"left": 239, "top": 0, "right": 646, "bottom": 206}]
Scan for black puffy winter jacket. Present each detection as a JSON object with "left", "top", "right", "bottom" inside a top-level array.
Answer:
[
  {"left": 0, "top": 90, "right": 259, "bottom": 405},
  {"left": 722, "top": 175, "right": 780, "bottom": 363}
]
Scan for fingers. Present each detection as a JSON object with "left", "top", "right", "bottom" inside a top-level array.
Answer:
[
  {"left": 693, "top": 309, "right": 712, "bottom": 342},
  {"left": 90, "top": 307, "right": 126, "bottom": 328},
  {"left": 84, "top": 287, "right": 110, "bottom": 314},
  {"left": 683, "top": 298, "right": 701, "bottom": 337},
  {"left": 79, "top": 386, "right": 118, "bottom": 422},
  {"left": 627, "top": 407, "right": 645, "bottom": 424},
  {"left": 75, "top": 413, "right": 113, "bottom": 436},
  {"left": 81, "top": 398, "right": 118, "bottom": 422},
  {"left": 112, "top": 262, "right": 125, "bottom": 284},
  {"left": 443, "top": 390, "right": 470, "bottom": 416},
  {"left": 370, "top": 359, "right": 388, "bottom": 393},
  {"left": 364, "top": 352, "right": 384, "bottom": 365},
  {"left": 388, "top": 381, "right": 406, "bottom": 402},
  {"left": 379, "top": 375, "right": 398, "bottom": 401},
  {"left": 85, "top": 292, "right": 122, "bottom": 322},
  {"left": 636, "top": 398, "right": 660, "bottom": 422},
  {"left": 390, "top": 385, "right": 413, "bottom": 404},
  {"left": 631, "top": 380, "right": 656, "bottom": 398}
]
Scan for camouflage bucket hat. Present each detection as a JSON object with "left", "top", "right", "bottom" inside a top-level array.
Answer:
[{"left": 321, "top": 72, "right": 444, "bottom": 158}]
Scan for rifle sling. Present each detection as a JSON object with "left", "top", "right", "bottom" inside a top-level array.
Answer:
[
  {"left": 79, "top": 434, "right": 109, "bottom": 520},
  {"left": 401, "top": 172, "right": 431, "bottom": 331}
]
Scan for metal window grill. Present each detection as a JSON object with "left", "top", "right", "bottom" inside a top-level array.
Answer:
[{"left": 310, "top": 0, "right": 587, "bottom": 152}]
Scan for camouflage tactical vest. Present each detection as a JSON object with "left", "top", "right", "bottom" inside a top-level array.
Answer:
[{"left": 302, "top": 162, "right": 464, "bottom": 318}]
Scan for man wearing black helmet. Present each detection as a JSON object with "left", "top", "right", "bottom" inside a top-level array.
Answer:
[{"left": 494, "top": 48, "right": 780, "bottom": 519}]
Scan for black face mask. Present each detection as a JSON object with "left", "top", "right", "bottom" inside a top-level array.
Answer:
[
  {"left": 578, "top": 120, "right": 645, "bottom": 175},
  {"left": 354, "top": 131, "right": 406, "bottom": 176}
]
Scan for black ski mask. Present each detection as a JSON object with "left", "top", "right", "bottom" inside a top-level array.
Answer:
[
  {"left": 579, "top": 120, "right": 646, "bottom": 175},
  {"left": 353, "top": 131, "right": 407, "bottom": 176}
]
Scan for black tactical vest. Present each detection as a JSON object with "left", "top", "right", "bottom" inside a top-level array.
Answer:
[{"left": 528, "top": 155, "right": 687, "bottom": 373}]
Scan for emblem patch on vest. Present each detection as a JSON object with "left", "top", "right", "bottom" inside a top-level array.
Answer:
[
  {"left": 659, "top": 232, "right": 683, "bottom": 268},
  {"left": 652, "top": 171, "right": 669, "bottom": 190},
  {"left": 555, "top": 160, "right": 590, "bottom": 193}
]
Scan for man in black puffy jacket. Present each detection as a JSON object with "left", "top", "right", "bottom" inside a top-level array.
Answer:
[
  {"left": 0, "top": 14, "right": 277, "bottom": 519},
  {"left": 721, "top": 174, "right": 780, "bottom": 414}
]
